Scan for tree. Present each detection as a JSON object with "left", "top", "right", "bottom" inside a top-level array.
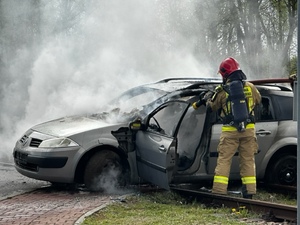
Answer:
[{"left": 201, "top": 0, "right": 297, "bottom": 77}]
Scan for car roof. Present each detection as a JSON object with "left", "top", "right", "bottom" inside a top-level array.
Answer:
[
  {"left": 145, "top": 77, "right": 222, "bottom": 92},
  {"left": 142, "top": 77, "right": 295, "bottom": 94}
]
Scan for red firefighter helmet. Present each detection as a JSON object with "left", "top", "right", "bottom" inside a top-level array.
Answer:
[{"left": 218, "top": 57, "right": 240, "bottom": 78}]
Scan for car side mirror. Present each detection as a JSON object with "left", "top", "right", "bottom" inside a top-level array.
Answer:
[{"left": 129, "top": 119, "right": 145, "bottom": 131}]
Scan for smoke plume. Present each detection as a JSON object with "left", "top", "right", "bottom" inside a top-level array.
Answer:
[{"left": 3, "top": 1, "right": 288, "bottom": 161}]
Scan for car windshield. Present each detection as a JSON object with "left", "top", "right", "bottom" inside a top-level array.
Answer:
[{"left": 89, "top": 86, "right": 169, "bottom": 123}]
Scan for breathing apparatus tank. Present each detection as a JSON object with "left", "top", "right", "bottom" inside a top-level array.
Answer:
[{"left": 228, "top": 80, "right": 249, "bottom": 132}]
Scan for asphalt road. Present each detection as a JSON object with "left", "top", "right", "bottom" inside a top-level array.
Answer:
[{"left": 0, "top": 161, "right": 49, "bottom": 200}]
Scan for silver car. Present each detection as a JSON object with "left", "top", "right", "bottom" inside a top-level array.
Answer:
[{"left": 13, "top": 78, "right": 297, "bottom": 191}]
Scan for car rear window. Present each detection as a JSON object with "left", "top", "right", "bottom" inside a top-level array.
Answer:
[{"left": 272, "top": 94, "right": 293, "bottom": 120}]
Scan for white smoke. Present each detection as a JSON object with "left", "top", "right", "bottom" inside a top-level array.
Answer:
[
  {"left": 0, "top": 0, "right": 216, "bottom": 161},
  {"left": 90, "top": 165, "right": 132, "bottom": 195}
]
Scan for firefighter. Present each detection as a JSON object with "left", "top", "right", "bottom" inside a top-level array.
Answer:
[{"left": 193, "top": 57, "right": 261, "bottom": 199}]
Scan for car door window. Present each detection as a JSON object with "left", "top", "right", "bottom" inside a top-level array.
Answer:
[
  {"left": 272, "top": 94, "right": 294, "bottom": 120},
  {"left": 148, "top": 101, "right": 188, "bottom": 137},
  {"left": 177, "top": 106, "right": 206, "bottom": 169},
  {"left": 255, "top": 97, "right": 274, "bottom": 121}
]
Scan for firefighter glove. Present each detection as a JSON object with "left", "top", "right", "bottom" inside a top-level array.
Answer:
[
  {"left": 289, "top": 74, "right": 297, "bottom": 81},
  {"left": 202, "top": 91, "right": 214, "bottom": 101}
]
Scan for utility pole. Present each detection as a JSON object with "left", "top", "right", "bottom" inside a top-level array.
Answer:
[{"left": 297, "top": 0, "right": 299, "bottom": 222}]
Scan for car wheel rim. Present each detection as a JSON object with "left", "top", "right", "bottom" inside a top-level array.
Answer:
[{"left": 278, "top": 163, "right": 296, "bottom": 185}]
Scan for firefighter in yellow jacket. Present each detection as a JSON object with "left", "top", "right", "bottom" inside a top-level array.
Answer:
[{"left": 193, "top": 57, "right": 261, "bottom": 198}]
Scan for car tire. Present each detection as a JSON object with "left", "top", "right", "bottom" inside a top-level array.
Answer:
[
  {"left": 84, "top": 150, "right": 127, "bottom": 192},
  {"left": 266, "top": 155, "right": 297, "bottom": 186}
]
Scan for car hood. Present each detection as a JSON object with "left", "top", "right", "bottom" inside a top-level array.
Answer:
[{"left": 31, "top": 114, "right": 124, "bottom": 137}]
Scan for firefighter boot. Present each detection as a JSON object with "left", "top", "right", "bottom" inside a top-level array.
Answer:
[{"left": 241, "top": 185, "right": 253, "bottom": 199}]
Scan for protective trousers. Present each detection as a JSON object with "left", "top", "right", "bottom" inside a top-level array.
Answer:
[{"left": 212, "top": 128, "right": 258, "bottom": 195}]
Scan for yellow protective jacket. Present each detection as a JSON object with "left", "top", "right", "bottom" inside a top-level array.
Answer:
[{"left": 207, "top": 81, "right": 261, "bottom": 131}]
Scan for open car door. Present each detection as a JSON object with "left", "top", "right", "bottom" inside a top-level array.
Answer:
[{"left": 135, "top": 101, "right": 190, "bottom": 190}]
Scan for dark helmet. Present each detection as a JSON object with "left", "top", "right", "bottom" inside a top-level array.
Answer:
[{"left": 219, "top": 57, "right": 240, "bottom": 79}]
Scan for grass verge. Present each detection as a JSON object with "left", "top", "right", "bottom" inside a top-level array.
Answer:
[{"left": 82, "top": 190, "right": 264, "bottom": 225}]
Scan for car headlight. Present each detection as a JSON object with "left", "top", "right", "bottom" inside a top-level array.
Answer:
[{"left": 39, "top": 137, "right": 79, "bottom": 148}]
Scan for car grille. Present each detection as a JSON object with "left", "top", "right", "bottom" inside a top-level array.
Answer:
[
  {"left": 19, "top": 135, "right": 42, "bottom": 147},
  {"left": 14, "top": 151, "right": 38, "bottom": 172}
]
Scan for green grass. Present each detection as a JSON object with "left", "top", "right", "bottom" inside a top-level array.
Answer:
[
  {"left": 255, "top": 190, "right": 296, "bottom": 206},
  {"left": 82, "top": 191, "right": 261, "bottom": 225}
]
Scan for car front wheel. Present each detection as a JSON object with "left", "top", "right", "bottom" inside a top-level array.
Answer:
[
  {"left": 266, "top": 155, "right": 297, "bottom": 186},
  {"left": 84, "top": 150, "right": 128, "bottom": 192}
]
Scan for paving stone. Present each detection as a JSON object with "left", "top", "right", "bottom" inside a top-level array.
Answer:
[{"left": 0, "top": 188, "right": 120, "bottom": 225}]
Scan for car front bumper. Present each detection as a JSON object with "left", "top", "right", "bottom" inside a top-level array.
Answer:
[
  {"left": 13, "top": 143, "right": 81, "bottom": 183},
  {"left": 14, "top": 150, "right": 68, "bottom": 171}
]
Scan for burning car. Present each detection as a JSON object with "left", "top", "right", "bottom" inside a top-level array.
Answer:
[{"left": 13, "top": 78, "right": 297, "bottom": 191}]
